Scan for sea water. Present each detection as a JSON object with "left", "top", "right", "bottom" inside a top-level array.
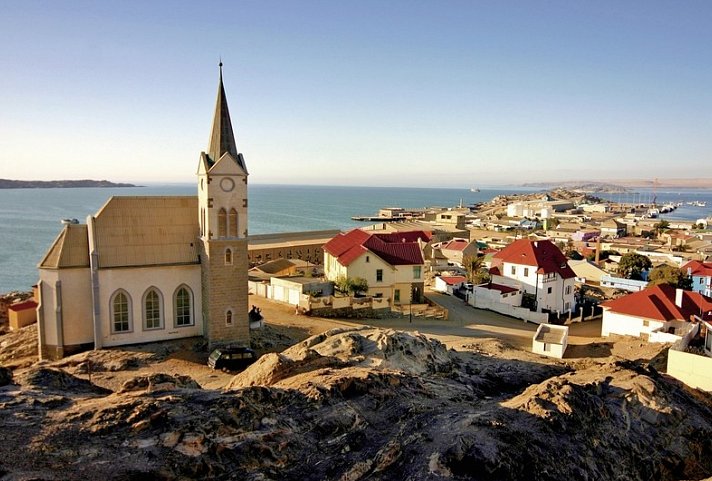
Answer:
[{"left": 0, "top": 184, "right": 710, "bottom": 293}]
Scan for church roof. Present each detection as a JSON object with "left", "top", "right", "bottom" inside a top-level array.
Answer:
[
  {"left": 38, "top": 223, "right": 90, "bottom": 269},
  {"left": 92, "top": 196, "right": 199, "bottom": 269},
  {"left": 207, "top": 63, "right": 246, "bottom": 172}
]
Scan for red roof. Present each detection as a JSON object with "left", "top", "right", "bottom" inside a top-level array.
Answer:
[
  {"left": 485, "top": 283, "right": 519, "bottom": 294},
  {"left": 683, "top": 260, "right": 712, "bottom": 277},
  {"left": 323, "top": 229, "right": 430, "bottom": 267},
  {"left": 441, "top": 239, "right": 470, "bottom": 252},
  {"left": 601, "top": 285, "right": 712, "bottom": 322},
  {"left": 439, "top": 276, "right": 467, "bottom": 285},
  {"left": 491, "top": 239, "right": 575, "bottom": 279},
  {"left": 8, "top": 300, "right": 38, "bottom": 312}
]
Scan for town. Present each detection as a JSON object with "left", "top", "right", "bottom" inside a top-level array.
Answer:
[{"left": 2, "top": 41, "right": 712, "bottom": 481}]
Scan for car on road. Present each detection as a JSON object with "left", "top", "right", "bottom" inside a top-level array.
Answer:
[{"left": 207, "top": 346, "right": 258, "bottom": 371}]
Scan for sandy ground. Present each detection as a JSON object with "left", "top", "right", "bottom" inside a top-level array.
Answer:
[{"left": 249, "top": 291, "right": 666, "bottom": 364}]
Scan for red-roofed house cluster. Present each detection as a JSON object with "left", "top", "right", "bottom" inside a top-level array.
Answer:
[
  {"left": 488, "top": 239, "right": 576, "bottom": 316},
  {"left": 601, "top": 284, "right": 712, "bottom": 342},
  {"left": 323, "top": 229, "right": 431, "bottom": 305}
]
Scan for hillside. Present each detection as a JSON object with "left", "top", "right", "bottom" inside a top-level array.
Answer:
[{"left": 1, "top": 325, "right": 711, "bottom": 480}]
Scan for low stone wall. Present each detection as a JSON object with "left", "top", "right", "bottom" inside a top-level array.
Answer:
[{"left": 471, "top": 297, "right": 549, "bottom": 324}]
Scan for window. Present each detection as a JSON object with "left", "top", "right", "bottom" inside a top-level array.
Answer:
[
  {"left": 218, "top": 208, "right": 227, "bottom": 238},
  {"left": 366, "top": 256, "right": 370, "bottom": 263},
  {"left": 174, "top": 286, "right": 194, "bottom": 327},
  {"left": 511, "top": 266, "right": 516, "bottom": 275},
  {"left": 564, "top": 302, "right": 570, "bottom": 312},
  {"left": 394, "top": 289, "right": 400, "bottom": 302},
  {"left": 643, "top": 320, "right": 650, "bottom": 327},
  {"left": 524, "top": 268, "right": 529, "bottom": 277},
  {"left": 225, "top": 248, "right": 233, "bottom": 265},
  {"left": 143, "top": 288, "right": 163, "bottom": 330},
  {"left": 226, "top": 309, "right": 233, "bottom": 326},
  {"left": 543, "top": 343, "right": 551, "bottom": 352},
  {"left": 376, "top": 269, "right": 383, "bottom": 282},
  {"left": 229, "top": 208, "right": 238, "bottom": 237},
  {"left": 565, "top": 285, "right": 571, "bottom": 295},
  {"left": 413, "top": 266, "right": 421, "bottom": 279},
  {"left": 547, "top": 287, "right": 552, "bottom": 294},
  {"left": 111, "top": 290, "right": 132, "bottom": 333}
]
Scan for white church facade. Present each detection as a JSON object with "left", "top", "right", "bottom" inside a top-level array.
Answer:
[{"left": 36, "top": 64, "right": 250, "bottom": 359}]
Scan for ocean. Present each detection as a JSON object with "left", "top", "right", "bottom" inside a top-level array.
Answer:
[{"left": 1, "top": 184, "right": 710, "bottom": 293}]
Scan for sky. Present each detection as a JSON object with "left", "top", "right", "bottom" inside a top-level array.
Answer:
[{"left": 1, "top": 1, "right": 711, "bottom": 187}]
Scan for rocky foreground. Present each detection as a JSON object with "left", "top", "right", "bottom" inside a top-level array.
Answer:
[{"left": 1, "top": 326, "right": 712, "bottom": 480}]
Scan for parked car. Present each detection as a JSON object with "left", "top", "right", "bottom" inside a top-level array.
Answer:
[{"left": 207, "top": 346, "right": 258, "bottom": 371}]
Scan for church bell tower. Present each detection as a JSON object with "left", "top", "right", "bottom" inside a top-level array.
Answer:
[{"left": 198, "top": 62, "right": 249, "bottom": 347}]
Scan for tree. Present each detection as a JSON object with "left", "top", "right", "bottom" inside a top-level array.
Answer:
[
  {"left": 463, "top": 255, "right": 491, "bottom": 284},
  {"left": 653, "top": 220, "right": 670, "bottom": 236},
  {"left": 617, "top": 253, "right": 652, "bottom": 280},
  {"left": 648, "top": 265, "right": 693, "bottom": 290},
  {"left": 335, "top": 276, "right": 369, "bottom": 296},
  {"left": 350, "top": 277, "right": 369, "bottom": 296}
]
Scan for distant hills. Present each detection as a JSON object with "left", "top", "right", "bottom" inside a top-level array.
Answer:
[
  {"left": 0, "top": 179, "right": 138, "bottom": 189},
  {"left": 521, "top": 181, "right": 630, "bottom": 193},
  {"left": 522, "top": 179, "right": 712, "bottom": 192}
]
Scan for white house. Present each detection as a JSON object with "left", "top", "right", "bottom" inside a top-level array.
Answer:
[
  {"left": 433, "top": 275, "right": 467, "bottom": 295},
  {"left": 601, "top": 285, "right": 712, "bottom": 342},
  {"left": 532, "top": 324, "right": 569, "bottom": 359},
  {"left": 323, "top": 229, "right": 431, "bottom": 305},
  {"left": 490, "top": 239, "right": 576, "bottom": 316},
  {"left": 36, "top": 64, "right": 250, "bottom": 359},
  {"left": 683, "top": 260, "right": 712, "bottom": 297}
]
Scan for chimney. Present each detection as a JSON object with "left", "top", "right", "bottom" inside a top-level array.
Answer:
[{"left": 675, "top": 288, "right": 684, "bottom": 308}]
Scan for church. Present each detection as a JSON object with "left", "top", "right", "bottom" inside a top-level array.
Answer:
[{"left": 36, "top": 64, "right": 250, "bottom": 360}]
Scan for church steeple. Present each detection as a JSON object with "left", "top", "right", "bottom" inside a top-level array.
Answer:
[{"left": 207, "top": 62, "right": 244, "bottom": 170}]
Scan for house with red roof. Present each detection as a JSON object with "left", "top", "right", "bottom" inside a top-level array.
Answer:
[
  {"left": 489, "top": 239, "right": 576, "bottom": 315},
  {"left": 8, "top": 299, "right": 38, "bottom": 331},
  {"left": 601, "top": 284, "right": 712, "bottom": 342},
  {"left": 323, "top": 229, "right": 431, "bottom": 305},
  {"left": 433, "top": 275, "right": 467, "bottom": 295},
  {"left": 430, "top": 238, "right": 479, "bottom": 268},
  {"left": 683, "top": 260, "right": 712, "bottom": 297}
]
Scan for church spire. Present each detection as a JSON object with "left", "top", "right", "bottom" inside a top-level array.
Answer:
[{"left": 207, "top": 61, "right": 242, "bottom": 167}]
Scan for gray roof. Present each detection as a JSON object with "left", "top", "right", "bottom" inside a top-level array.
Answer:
[
  {"left": 207, "top": 64, "right": 246, "bottom": 172},
  {"left": 38, "top": 224, "right": 90, "bottom": 269},
  {"left": 534, "top": 324, "right": 568, "bottom": 345},
  {"left": 92, "top": 196, "right": 199, "bottom": 268}
]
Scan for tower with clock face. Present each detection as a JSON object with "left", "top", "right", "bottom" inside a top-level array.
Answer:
[{"left": 197, "top": 63, "right": 250, "bottom": 347}]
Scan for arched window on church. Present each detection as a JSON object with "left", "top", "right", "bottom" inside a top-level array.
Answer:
[
  {"left": 229, "top": 208, "right": 238, "bottom": 237},
  {"left": 226, "top": 309, "right": 233, "bottom": 326},
  {"left": 174, "top": 286, "right": 194, "bottom": 327},
  {"left": 110, "top": 290, "right": 132, "bottom": 333},
  {"left": 225, "top": 248, "right": 232, "bottom": 265},
  {"left": 143, "top": 288, "right": 163, "bottom": 330},
  {"left": 218, "top": 208, "right": 227, "bottom": 238}
]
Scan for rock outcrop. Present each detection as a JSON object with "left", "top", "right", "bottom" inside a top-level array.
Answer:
[{"left": 0, "top": 327, "right": 711, "bottom": 481}]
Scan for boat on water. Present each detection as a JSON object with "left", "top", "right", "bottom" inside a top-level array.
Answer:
[{"left": 470, "top": 188, "right": 480, "bottom": 193}]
